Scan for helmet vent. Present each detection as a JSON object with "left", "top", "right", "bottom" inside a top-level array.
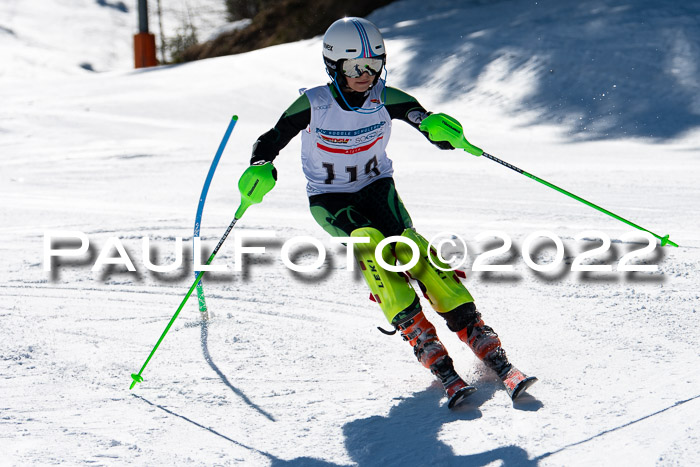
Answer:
[{"left": 346, "top": 49, "right": 357, "bottom": 52}]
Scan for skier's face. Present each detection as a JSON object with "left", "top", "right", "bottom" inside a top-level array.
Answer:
[{"left": 345, "top": 72, "right": 373, "bottom": 93}]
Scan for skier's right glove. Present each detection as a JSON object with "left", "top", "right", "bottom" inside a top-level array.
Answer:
[
  {"left": 419, "top": 113, "right": 484, "bottom": 156},
  {"left": 235, "top": 161, "right": 277, "bottom": 218}
]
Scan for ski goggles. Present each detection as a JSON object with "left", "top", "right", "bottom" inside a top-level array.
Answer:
[{"left": 341, "top": 57, "right": 384, "bottom": 78}]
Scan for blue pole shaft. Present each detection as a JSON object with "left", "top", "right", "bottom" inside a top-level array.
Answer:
[{"left": 193, "top": 115, "right": 239, "bottom": 313}]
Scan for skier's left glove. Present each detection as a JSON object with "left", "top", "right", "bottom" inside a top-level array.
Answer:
[
  {"left": 421, "top": 130, "right": 455, "bottom": 150},
  {"left": 419, "top": 113, "right": 483, "bottom": 156}
]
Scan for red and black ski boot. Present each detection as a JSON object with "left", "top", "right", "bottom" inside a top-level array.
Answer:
[
  {"left": 430, "top": 355, "right": 476, "bottom": 408},
  {"left": 457, "top": 318, "right": 502, "bottom": 361},
  {"left": 483, "top": 347, "right": 538, "bottom": 401},
  {"left": 500, "top": 365, "right": 538, "bottom": 400},
  {"left": 396, "top": 310, "right": 476, "bottom": 409},
  {"left": 444, "top": 303, "right": 537, "bottom": 401}
]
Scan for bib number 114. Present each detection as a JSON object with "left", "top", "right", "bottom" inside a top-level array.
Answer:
[{"left": 323, "top": 156, "right": 380, "bottom": 184}]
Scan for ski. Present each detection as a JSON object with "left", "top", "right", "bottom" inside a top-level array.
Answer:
[
  {"left": 448, "top": 385, "right": 477, "bottom": 409},
  {"left": 445, "top": 376, "right": 477, "bottom": 409},
  {"left": 500, "top": 366, "right": 537, "bottom": 401}
]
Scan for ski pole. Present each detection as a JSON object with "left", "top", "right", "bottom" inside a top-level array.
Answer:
[
  {"left": 130, "top": 161, "right": 277, "bottom": 390},
  {"left": 193, "top": 115, "right": 239, "bottom": 315},
  {"left": 419, "top": 113, "right": 678, "bottom": 248}
]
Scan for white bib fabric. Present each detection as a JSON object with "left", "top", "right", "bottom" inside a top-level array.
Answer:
[{"left": 301, "top": 81, "right": 393, "bottom": 196}]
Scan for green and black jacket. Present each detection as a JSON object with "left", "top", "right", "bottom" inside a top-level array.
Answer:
[{"left": 251, "top": 84, "right": 452, "bottom": 164}]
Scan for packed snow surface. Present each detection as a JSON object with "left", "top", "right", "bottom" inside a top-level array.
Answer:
[{"left": 1, "top": 0, "right": 699, "bottom": 465}]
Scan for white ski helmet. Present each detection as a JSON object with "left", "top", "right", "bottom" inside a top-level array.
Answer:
[{"left": 323, "top": 17, "right": 386, "bottom": 86}]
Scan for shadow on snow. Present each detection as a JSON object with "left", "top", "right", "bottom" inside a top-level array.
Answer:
[
  {"left": 334, "top": 384, "right": 539, "bottom": 466},
  {"left": 134, "top": 389, "right": 699, "bottom": 466},
  {"left": 371, "top": 0, "right": 700, "bottom": 140},
  {"left": 199, "top": 316, "right": 277, "bottom": 422}
]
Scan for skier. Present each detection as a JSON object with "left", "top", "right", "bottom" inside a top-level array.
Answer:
[{"left": 245, "top": 17, "right": 536, "bottom": 408}]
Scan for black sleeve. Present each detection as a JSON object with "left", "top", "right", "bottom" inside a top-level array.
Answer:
[
  {"left": 384, "top": 87, "right": 455, "bottom": 150},
  {"left": 250, "top": 94, "right": 311, "bottom": 164}
]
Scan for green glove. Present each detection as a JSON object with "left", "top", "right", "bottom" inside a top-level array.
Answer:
[
  {"left": 235, "top": 162, "right": 277, "bottom": 218},
  {"left": 419, "top": 113, "right": 484, "bottom": 156}
]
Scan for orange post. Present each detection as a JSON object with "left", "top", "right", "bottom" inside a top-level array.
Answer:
[{"left": 134, "top": 32, "right": 157, "bottom": 68}]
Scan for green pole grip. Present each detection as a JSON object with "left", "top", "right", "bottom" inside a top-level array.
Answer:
[
  {"left": 419, "top": 113, "right": 484, "bottom": 156},
  {"left": 235, "top": 162, "right": 277, "bottom": 218}
]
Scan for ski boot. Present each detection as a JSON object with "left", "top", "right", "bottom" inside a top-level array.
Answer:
[
  {"left": 395, "top": 310, "right": 475, "bottom": 408},
  {"left": 500, "top": 365, "right": 538, "bottom": 400},
  {"left": 352, "top": 227, "right": 476, "bottom": 407},
  {"left": 431, "top": 355, "right": 477, "bottom": 408},
  {"left": 447, "top": 303, "right": 537, "bottom": 401}
]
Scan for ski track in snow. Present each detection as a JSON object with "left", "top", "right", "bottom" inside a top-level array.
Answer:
[{"left": 1, "top": 0, "right": 700, "bottom": 465}]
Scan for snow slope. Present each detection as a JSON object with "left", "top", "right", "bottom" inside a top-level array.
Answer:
[{"left": 1, "top": 0, "right": 699, "bottom": 465}]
